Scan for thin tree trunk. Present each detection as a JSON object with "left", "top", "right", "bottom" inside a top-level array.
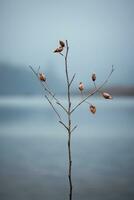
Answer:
[
  {"left": 68, "top": 130, "right": 72, "bottom": 200},
  {"left": 64, "top": 40, "right": 73, "bottom": 200}
]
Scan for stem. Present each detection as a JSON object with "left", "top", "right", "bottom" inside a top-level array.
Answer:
[
  {"left": 65, "top": 40, "right": 73, "bottom": 200},
  {"left": 69, "top": 73, "right": 76, "bottom": 86},
  {"left": 68, "top": 130, "right": 72, "bottom": 200},
  {"left": 93, "top": 81, "right": 97, "bottom": 89}
]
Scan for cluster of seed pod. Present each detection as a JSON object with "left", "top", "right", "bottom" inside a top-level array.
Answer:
[
  {"left": 54, "top": 40, "right": 65, "bottom": 53},
  {"left": 79, "top": 73, "right": 112, "bottom": 114}
]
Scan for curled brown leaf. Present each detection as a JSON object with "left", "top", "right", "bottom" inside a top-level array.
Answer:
[
  {"left": 90, "top": 105, "right": 96, "bottom": 114},
  {"left": 102, "top": 92, "right": 112, "bottom": 99},
  {"left": 59, "top": 40, "right": 65, "bottom": 48},
  {"left": 92, "top": 73, "right": 96, "bottom": 81},
  {"left": 39, "top": 73, "right": 46, "bottom": 82},
  {"left": 54, "top": 46, "right": 63, "bottom": 53},
  {"left": 79, "top": 82, "right": 84, "bottom": 91}
]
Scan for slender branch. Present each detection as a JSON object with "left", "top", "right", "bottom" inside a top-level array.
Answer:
[
  {"left": 65, "top": 40, "right": 71, "bottom": 114},
  {"left": 56, "top": 102, "right": 68, "bottom": 114},
  {"left": 45, "top": 81, "right": 56, "bottom": 98},
  {"left": 37, "top": 66, "right": 40, "bottom": 74},
  {"left": 45, "top": 95, "right": 61, "bottom": 120},
  {"left": 85, "top": 101, "right": 92, "bottom": 105},
  {"left": 69, "top": 73, "right": 76, "bottom": 86},
  {"left": 71, "top": 66, "right": 114, "bottom": 114},
  {"left": 29, "top": 65, "right": 38, "bottom": 76},
  {"left": 65, "top": 41, "right": 70, "bottom": 86},
  {"left": 80, "top": 91, "right": 92, "bottom": 106},
  {"left": 71, "top": 125, "right": 78, "bottom": 133},
  {"left": 93, "top": 81, "right": 97, "bottom": 89},
  {"left": 59, "top": 121, "right": 69, "bottom": 131},
  {"left": 59, "top": 52, "right": 64, "bottom": 57}
]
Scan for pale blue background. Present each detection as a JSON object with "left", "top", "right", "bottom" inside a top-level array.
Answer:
[
  {"left": 0, "top": 0, "right": 134, "bottom": 86},
  {"left": 0, "top": 1, "right": 134, "bottom": 200}
]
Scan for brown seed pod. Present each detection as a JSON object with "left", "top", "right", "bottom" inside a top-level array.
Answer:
[
  {"left": 90, "top": 105, "right": 96, "bottom": 114},
  {"left": 53, "top": 46, "right": 63, "bottom": 53},
  {"left": 39, "top": 73, "right": 46, "bottom": 82},
  {"left": 92, "top": 73, "right": 96, "bottom": 81},
  {"left": 59, "top": 40, "right": 65, "bottom": 48},
  {"left": 102, "top": 92, "right": 112, "bottom": 99},
  {"left": 79, "top": 82, "right": 84, "bottom": 91}
]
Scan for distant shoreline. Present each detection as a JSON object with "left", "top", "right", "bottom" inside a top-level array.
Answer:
[{"left": 0, "top": 86, "right": 134, "bottom": 98}]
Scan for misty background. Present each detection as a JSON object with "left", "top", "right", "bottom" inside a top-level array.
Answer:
[
  {"left": 1, "top": 1, "right": 134, "bottom": 200},
  {"left": 0, "top": 0, "right": 134, "bottom": 95}
]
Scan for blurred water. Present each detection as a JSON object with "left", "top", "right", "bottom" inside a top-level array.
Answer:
[{"left": 0, "top": 96, "right": 134, "bottom": 200}]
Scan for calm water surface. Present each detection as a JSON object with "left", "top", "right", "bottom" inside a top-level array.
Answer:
[{"left": 0, "top": 96, "right": 134, "bottom": 200}]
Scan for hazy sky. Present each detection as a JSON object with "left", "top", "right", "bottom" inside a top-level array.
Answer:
[{"left": 0, "top": 0, "right": 134, "bottom": 86}]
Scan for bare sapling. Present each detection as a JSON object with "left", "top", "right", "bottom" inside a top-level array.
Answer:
[{"left": 29, "top": 40, "right": 114, "bottom": 200}]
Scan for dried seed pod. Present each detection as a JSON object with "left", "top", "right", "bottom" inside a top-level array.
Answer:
[
  {"left": 79, "top": 82, "right": 84, "bottom": 91},
  {"left": 92, "top": 73, "right": 96, "bottom": 81},
  {"left": 53, "top": 46, "right": 63, "bottom": 53},
  {"left": 39, "top": 73, "right": 46, "bottom": 82},
  {"left": 102, "top": 92, "right": 112, "bottom": 99},
  {"left": 90, "top": 105, "right": 96, "bottom": 114},
  {"left": 59, "top": 40, "right": 65, "bottom": 48}
]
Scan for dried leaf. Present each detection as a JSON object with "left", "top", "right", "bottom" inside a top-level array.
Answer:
[
  {"left": 53, "top": 46, "right": 63, "bottom": 53},
  {"left": 39, "top": 73, "right": 46, "bottom": 82},
  {"left": 90, "top": 105, "right": 96, "bottom": 114},
  {"left": 102, "top": 92, "right": 112, "bottom": 99},
  {"left": 92, "top": 73, "right": 96, "bottom": 81},
  {"left": 59, "top": 40, "right": 65, "bottom": 48},
  {"left": 79, "top": 82, "right": 84, "bottom": 91}
]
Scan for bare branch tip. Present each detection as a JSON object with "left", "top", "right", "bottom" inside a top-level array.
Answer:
[
  {"left": 71, "top": 125, "right": 78, "bottom": 133},
  {"left": 69, "top": 73, "right": 76, "bottom": 86},
  {"left": 59, "top": 121, "right": 69, "bottom": 131}
]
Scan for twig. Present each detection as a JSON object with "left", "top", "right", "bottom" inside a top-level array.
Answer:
[
  {"left": 56, "top": 102, "right": 68, "bottom": 114},
  {"left": 69, "top": 73, "right": 76, "bottom": 86},
  {"left": 59, "top": 121, "right": 69, "bottom": 131},
  {"left": 37, "top": 66, "right": 40, "bottom": 74},
  {"left": 85, "top": 101, "right": 92, "bottom": 105},
  {"left": 94, "top": 81, "right": 97, "bottom": 89},
  {"left": 80, "top": 90, "right": 92, "bottom": 106},
  {"left": 45, "top": 95, "right": 61, "bottom": 120},
  {"left": 59, "top": 52, "right": 64, "bottom": 57},
  {"left": 71, "top": 125, "right": 78, "bottom": 133}
]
